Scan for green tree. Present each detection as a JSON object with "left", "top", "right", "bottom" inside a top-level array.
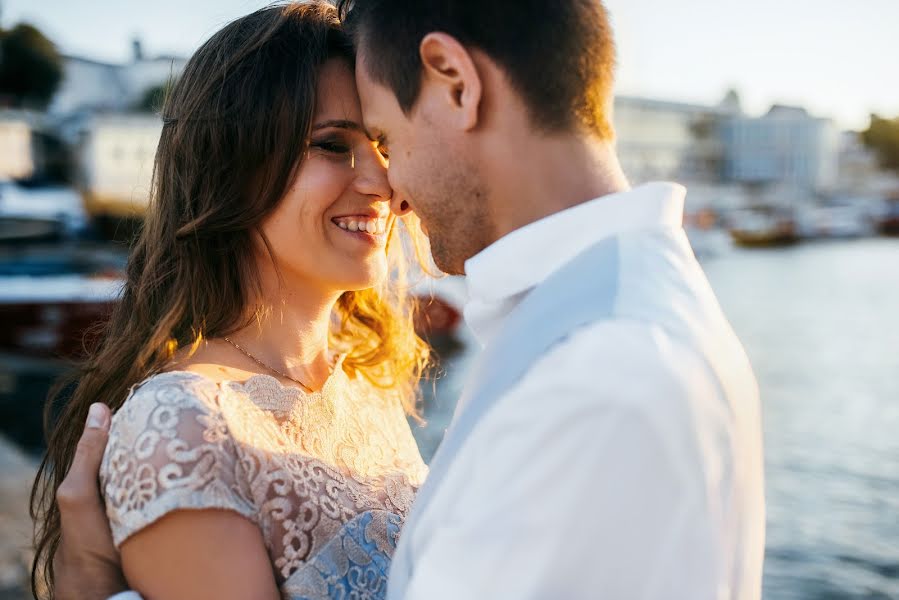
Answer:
[
  {"left": 134, "top": 79, "right": 175, "bottom": 112},
  {"left": 861, "top": 114, "right": 899, "bottom": 174},
  {"left": 0, "top": 23, "right": 63, "bottom": 109}
]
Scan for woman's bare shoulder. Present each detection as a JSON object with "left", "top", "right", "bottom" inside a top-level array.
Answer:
[{"left": 164, "top": 339, "right": 259, "bottom": 384}]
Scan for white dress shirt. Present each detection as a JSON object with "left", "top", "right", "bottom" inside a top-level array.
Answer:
[{"left": 398, "top": 183, "right": 765, "bottom": 599}]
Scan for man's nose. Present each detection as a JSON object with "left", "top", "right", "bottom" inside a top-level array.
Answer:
[{"left": 389, "top": 192, "right": 413, "bottom": 217}]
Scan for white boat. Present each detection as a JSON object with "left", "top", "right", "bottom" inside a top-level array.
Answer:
[
  {"left": 799, "top": 205, "right": 872, "bottom": 239},
  {"left": 0, "top": 180, "right": 88, "bottom": 241}
]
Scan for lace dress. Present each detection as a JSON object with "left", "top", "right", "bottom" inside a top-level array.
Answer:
[{"left": 99, "top": 358, "right": 428, "bottom": 600}]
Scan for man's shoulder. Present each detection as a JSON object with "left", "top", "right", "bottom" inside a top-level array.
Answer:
[
  {"left": 481, "top": 316, "right": 745, "bottom": 447},
  {"left": 522, "top": 318, "right": 720, "bottom": 409}
]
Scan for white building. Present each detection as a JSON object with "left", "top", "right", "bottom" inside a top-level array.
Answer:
[
  {"left": 76, "top": 114, "right": 162, "bottom": 218},
  {"left": 48, "top": 57, "right": 129, "bottom": 115},
  {"left": 0, "top": 111, "right": 37, "bottom": 180},
  {"left": 721, "top": 105, "right": 839, "bottom": 193},
  {"left": 49, "top": 40, "right": 186, "bottom": 117},
  {"left": 613, "top": 92, "right": 741, "bottom": 185},
  {"left": 40, "top": 41, "right": 185, "bottom": 221}
]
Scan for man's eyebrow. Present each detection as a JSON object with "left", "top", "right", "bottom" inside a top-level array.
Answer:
[{"left": 312, "top": 119, "right": 372, "bottom": 138}]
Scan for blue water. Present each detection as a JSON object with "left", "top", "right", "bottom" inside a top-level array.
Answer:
[{"left": 413, "top": 238, "right": 899, "bottom": 599}]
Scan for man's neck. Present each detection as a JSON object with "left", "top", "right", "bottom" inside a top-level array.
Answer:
[{"left": 486, "top": 133, "right": 630, "bottom": 243}]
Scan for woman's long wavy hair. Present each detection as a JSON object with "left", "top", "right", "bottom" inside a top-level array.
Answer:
[{"left": 30, "top": 3, "right": 431, "bottom": 596}]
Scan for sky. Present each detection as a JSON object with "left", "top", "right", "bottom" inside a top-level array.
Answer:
[{"left": 2, "top": 0, "right": 897, "bottom": 131}]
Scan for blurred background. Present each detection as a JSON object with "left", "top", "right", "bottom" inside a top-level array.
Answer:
[{"left": 0, "top": 1, "right": 897, "bottom": 598}]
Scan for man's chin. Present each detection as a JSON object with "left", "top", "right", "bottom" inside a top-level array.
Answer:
[{"left": 431, "top": 245, "right": 464, "bottom": 276}]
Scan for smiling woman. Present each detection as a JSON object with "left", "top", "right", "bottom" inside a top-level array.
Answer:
[
  {"left": 258, "top": 58, "right": 398, "bottom": 293},
  {"left": 29, "top": 3, "right": 432, "bottom": 600}
]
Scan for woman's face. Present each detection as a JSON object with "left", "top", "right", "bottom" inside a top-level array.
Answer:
[{"left": 259, "top": 58, "right": 394, "bottom": 294}]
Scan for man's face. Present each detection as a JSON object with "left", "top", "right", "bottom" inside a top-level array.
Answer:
[{"left": 355, "top": 52, "right": 491, "bottom": 275}]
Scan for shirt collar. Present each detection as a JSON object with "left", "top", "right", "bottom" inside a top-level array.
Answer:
[{"left": 463, "top": 182, "right": 686, "bottom": 344}]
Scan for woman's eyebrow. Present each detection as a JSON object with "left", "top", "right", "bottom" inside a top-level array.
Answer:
[{"left": 312, "top": 119, "right": 370, "bottom": 137}]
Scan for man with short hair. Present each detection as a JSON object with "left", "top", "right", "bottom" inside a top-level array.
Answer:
[{"left": 50, "top": 1, "right": 765, "bottom": 598}]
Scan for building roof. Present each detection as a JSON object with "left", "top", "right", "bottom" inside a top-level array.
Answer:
[{"left": 615, "top": 94, "right": 740, "bottom": 116}]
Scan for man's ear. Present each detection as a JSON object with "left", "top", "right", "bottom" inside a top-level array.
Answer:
[{"left": 419, "top": 32, "right": 482, "bottom": 131}]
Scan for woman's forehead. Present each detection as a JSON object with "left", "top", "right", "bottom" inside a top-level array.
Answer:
[{"left": 314, "top": 59, "right": 362, "bottom": 123}]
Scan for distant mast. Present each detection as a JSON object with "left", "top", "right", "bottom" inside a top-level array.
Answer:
[{"left": 132, "top": 37, "right": 144, "bottom": 62}]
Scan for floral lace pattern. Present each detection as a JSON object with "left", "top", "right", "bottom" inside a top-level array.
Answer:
[
  {"left": 100, "top": 365, "right": 427, "bottom": 595},
  {"left": 281, "top": 510, "right": 402, "bottom": 600}
]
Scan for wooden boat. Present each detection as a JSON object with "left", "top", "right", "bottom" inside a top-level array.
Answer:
[{"left": 729, "top": 209, "right": 800, "bottom": 248}]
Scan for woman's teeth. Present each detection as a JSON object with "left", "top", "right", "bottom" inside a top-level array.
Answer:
[{"left": 334, "top": 218, "right": 387, "bottom": 235}]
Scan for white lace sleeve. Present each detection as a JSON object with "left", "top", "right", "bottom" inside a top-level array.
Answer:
[{"left": 100, "top": 372, "right": 257, "bottom": 547}]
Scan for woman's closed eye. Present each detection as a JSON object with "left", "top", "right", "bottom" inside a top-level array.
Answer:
[
  {"left": 308, "top": 135, "right": 388, "bottom": 168},
  {"left": 310, "top": 138, "right": 352, "bottom": 156},
  {"left": 309, "top": 137, "right": 355, "bottom": 167}
]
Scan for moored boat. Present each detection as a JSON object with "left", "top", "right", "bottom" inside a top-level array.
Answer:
[
  {"left": 0, "top": 244, "right": 125, "bottom": 451},
  {"left": 729, "top": 209, "right": 800, "bottom": 247},
  {"left": 875, "top": 197, "right": 899, "bottom": 236}
]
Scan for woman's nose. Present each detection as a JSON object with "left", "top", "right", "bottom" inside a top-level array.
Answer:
[{"left": 352, "top": 145, "right": 393, "bottom": 202}]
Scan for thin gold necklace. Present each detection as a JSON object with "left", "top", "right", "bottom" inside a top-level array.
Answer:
[{"left": 222, "top": 336, "right": 316, "bottom": 393}]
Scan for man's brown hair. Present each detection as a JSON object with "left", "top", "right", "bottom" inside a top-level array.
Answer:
[{"left": 338, "top": 0, "right": 617, "bottom": 139}]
